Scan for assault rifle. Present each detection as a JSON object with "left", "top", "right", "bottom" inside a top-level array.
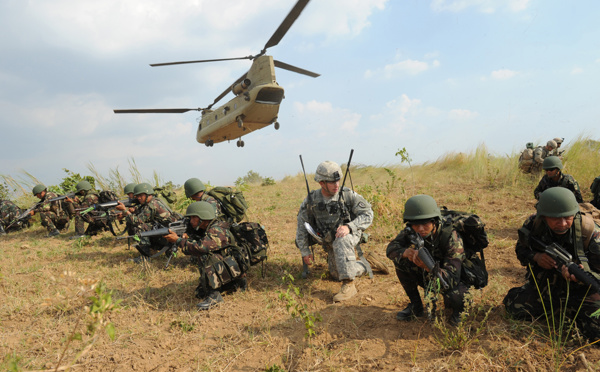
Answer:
[
  {"left": 6, "top": 202, "right": 40, "bottom": 230},
  {"left": 409, "top": 232, "right": 449, "bottom": 290},
  {"left": 49, "top": 192, "right": 76, "bottom": 203},
  {"left": 78, "top": 199, "right": 137, "bottom": 215},
  {"left": 118, "top": 220, "right": 187, "bottom": 268},
  {"left": 530, "top": 236, "right": 600, "bottom": 293}
]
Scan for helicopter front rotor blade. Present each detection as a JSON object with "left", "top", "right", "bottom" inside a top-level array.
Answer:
[
  {"left": 206, "top": 73, "right": 249, "bottom": 110},
  {"left": 113, "top": 108, "right": 201, "bottom": 114},
  {"left": 274, "top": 60, "right": 319, "bottom": 78},
  {"left": 150, "top": 56, "right": 253, "bottom": 67},
  {"left": 263, "top": 0, "right": 310, "bottom": 51}
]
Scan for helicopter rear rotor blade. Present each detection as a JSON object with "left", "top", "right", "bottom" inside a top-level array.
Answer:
[
  {"left": 114, "top": 108, "right": 201, "bottom": 114},
  {"left": 263, "top": 0, "right": 311, "bottom": 52},
  {"left": 150, "top": 56, "right": 253, "bottom": 67},
  {"left": 273, "top": 60, "right": 319, "bottom": 78}
]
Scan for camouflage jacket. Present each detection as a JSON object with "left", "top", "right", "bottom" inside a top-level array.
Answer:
[
  {"left": 533, "top": 173, "right": 583, "bottom": 203},
  {"left": 198, "top": 192, "right": 224, "bottom": 219},
  {"left": 296, "top": 187, "right": 373, "bottom": 257},
  {"left": 532, "top": 146, "right": 551, "bottom": 165},
  {"left": 34, "top": 191, "right": 63, "bottom": 214},
  {"left": 386, "top": 224, "right": 466, "bottom": 289},
  {"left": 176, "top": 220, "right": 233, "bottom": 256},
  {"left": 515, "top": 213, "right": 600, "bottom": 285},
  {"left": 71, "top": 191, "right": 100, "bottom": 208},
  {"left": 0, "top": 200, "right": 21, "bottom": 224},
  {"left": 126, "top": 197, "right": 178, "bottom": 228}
]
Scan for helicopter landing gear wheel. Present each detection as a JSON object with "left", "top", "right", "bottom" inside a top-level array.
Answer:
[
  {"left": 274, "top": 121, "right": 280, "bottom": 130},
  {"left": 237, "top": 117, "right": 243, "bottom": 128},
  {"left": 205, "top": 139, "right": 214, "bottom": 147},
  {"left": 236, "top": 139, "right": 245, "bottom": 147}
]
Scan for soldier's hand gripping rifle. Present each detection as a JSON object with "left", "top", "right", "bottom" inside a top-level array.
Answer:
[
  {"left": 299, "top": 154, "right": 318, "bottom": 279},
  {"left": 76, "top": 200, "right": 137, "bottom": 236},
  {"left": 409, "top": 233, "right": 449, "bottom": 290},
  {"left": 6, "top": 202, "right": 40, "bottom": 230},
  {"left": 530, "top": 236, "right": 600, "bottom": 293}
]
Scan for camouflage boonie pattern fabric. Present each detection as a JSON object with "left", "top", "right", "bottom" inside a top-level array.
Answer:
[
  {"left": 531, "top": 146, "right": 553, "bottom": 173},
  {"left": 518, "top": 148, "right": 534, "bottom": 172},
  {"left": 34, "top": 191, "right": 70, "bottom": 232},
  {"left": 503, "top": 214, "right": 600, "bottom": 342},
  {"left": 296, "top": 187, "right": 373, "bottom": 280},
  {"left": 126, "top": 197, "right": 178, "bottom": 248},
  {"left": 533, "top": 173, "right": 583, "bottom": 203},
  {"left": 386, "top": 225, "right": 469, "bottom": 313},
  {"left": 0, "top": 200, "right": 22, "bottom": 229}
]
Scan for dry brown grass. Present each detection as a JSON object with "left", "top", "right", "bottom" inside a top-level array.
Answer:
[{"left": 1, "top": 142, "right": 600, "bottom": 371}]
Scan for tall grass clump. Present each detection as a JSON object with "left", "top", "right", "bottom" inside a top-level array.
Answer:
[{"left": 561, "top": 135, "right": 600, "bottom": 189}]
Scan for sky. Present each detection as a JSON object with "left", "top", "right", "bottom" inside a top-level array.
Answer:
[{"left": 1, "top": 0, "right": 599, "bottom": 189}]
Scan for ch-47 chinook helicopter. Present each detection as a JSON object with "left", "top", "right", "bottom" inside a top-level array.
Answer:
[{"left": 114, "top": 0, "right": 319, "bottom": 148}]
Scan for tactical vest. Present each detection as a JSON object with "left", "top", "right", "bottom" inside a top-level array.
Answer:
[{"left": 307, "top": 188, "right": 353, "bottom": 244}]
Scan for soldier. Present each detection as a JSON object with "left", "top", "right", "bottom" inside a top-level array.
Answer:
[
  {"left": 64, "top": 181, "right": 109, "bottom": 238},
  {"left": 183, "top": 178, "right": 223, "bottom": 218},
  {"left": 115, "top": 182, "right": 179, "bottom": 261},
  {"left": 531, "top": 140, "right": 557, "bottom": 173},
  {"left": 518, "top": 142, "right": 535, "bottom": 173},
  {"left": 30, "top": 184, "right": 70, "bottom": 237},
  {"left": 296, "top": 160, "right": 382, "bottom": 302},
  {"left": 386, "top": 195, "right": 468, "bottom": 326},
  {"left": 590, "top": 176, "right": 600, "bottom": 209},
  {"left": 164, "top": 201, "right": 246, "bottom": 310},
  {"left": 503, "top": 188, "right": 600, "bottom": 343},
  {"left": 551, "top": 137, "right": 565, "bottom": 157},
  {"left": 0, "top": 199, "right": 25, "bottom": 235},
  {"left": 123, "top": 183, "right": 137, "bottom": 201},
  {"left": 533, "top": 156, "right": 583, "bottom": 203}
]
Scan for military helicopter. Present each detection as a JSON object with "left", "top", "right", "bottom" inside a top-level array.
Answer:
[{"left": 114, "top": 0, "right": 319, "bottom": 148}]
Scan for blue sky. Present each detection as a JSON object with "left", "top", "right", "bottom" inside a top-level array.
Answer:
[{"left": 1, "top": 0, "right": 598, "bottom": 189}]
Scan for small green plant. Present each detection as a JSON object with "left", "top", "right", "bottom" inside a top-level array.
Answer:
[
  {"left": 170, "top": 320, "right": 195, "bottom": 333},
  {"left": 262, "top": 177, "right": 276, "bottom": 186},
  {"left": 278, "top": 274, "right": 322, "bottom": 339},
  {"left": 72, "top": 235, "right": 92, "bottom": 251},
  {"left": 0, "top": 352, "right": 23, "bottom": 372},
  {"left": 264, "top": 364, "right": 286, "bottom": 372}
]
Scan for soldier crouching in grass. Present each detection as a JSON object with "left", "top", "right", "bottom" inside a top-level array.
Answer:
[
  {"left": 31, "top": 184, "right": 70, "bottom": 237},
  {"left": 164, "top": 201, "right": 247, "bottom": 310},
  {"left": 64, "top": 181, "right": 109, "bottom": 238},
  {"left": 503, "top": 187, "right": 600, "bottom": 343},
  {"left": 386, "top": 195, "right": 468, "bottom": 326}
]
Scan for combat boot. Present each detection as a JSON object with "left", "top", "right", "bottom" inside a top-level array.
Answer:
[
  {"left": 47, "top": 229, "right": 60, "bottom": 238},
  {"left": 235, "top": 277, "right": 248, "bottom": 292},
  {"left": 197, "top": 290, "right": 224, "bottom": 310},
  {"left": 396, "top": 302, "right": 425, "bottom": 321},
  {"left": 449, "top": 309, "right": 463, "bottom": 327},
  {"left": 365, "top": 252, "right": 389, "bottom": 275},
  {"left": 333, "top": 280, "right": 357, "bottom": 302},
  {"left": 0, "top": 225, "right": 6, "bottom": 236}
]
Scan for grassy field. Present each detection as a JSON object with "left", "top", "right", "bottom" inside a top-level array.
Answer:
[{"left": 1, "top": 140, "right": 600, "bottom": 371}]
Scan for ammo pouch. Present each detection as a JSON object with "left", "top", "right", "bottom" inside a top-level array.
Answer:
[
  {"left": 461, "top": 252, "right": 488, "bottom": 289},
  {"left": 202, "top": 246, "right": 246, "bottom": 290}
]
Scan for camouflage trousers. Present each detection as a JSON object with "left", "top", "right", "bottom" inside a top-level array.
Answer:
[
  {"left": 128, "top": 221, "right": 167, "bottom": 253},
  {"left": 504, "top": 277, "right": 600, "bottom": 342},
  {"left": 39, "top": 211, "right": 70, "bottom": 232},
  {"left": 394, "top": 261, "right": 468, "bottom": 313},
  {"left": 74, "top": 214, "right": 109, "bottom": 236},
  {"left": 323, "top": 230, "right": 366, "bottom": 281}
]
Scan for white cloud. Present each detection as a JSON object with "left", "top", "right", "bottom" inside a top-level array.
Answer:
[
  {"left": 448, "top": 109, "right": 479, "bottom": 120},
  {"left": 430, "top": 0, "right": 531, "bottom": 13},
  {"left": 366, "top": 58, "right": 440, "bottom": 79},
  {"left": 490, "top": 69, "right": 518, "bottom": 80},
  {"left": 571, "top": 67, "right": 583, "bottom": 75},
  {"left": 293, "top": 100, "right": 362, "bottom": 136}
]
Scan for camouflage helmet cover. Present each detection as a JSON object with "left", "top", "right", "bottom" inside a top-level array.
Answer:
[
  {"left": 542, "top": 156, "right": 563, "bottom": 170},
  {"left": 537, "top": 187, "right": 579, "bottom": 218},
  {"left": 32, "top": 184, "right": 46, "bottom": 195},
  {"left": 75, "top": 180, "right": 92, "bottom": 193},
  {"left": 403, "top": 194, "right": 442, "bottom": 222},
  {"left": 123, "top": 183, "right": 136, "bottom": 194},
  {"left": 184, "top": 178, "right": 206, "bottom": 198},
  {"left": 185, "top": 201, "right": 216, "bottom": 220},
  {"left": 546, "top": 140, "right": 557, "bottom": 149},
  {"left": 553, "top": 137, "right": 564, "bottom": 145},
  {"left": 314, "top": 161, "right": 342, "bottom": 182},
  {"left": 133, "top": 182, "right": 154, "bottom": 196}
]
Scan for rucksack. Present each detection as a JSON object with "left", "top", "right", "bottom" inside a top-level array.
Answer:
[
  {"left": 207, "top": 186, "right": 249, "bottom": 223},
  {"left": 99, "top": 190, "right": 119, "bottom": 203},
  {"left": 230, "top": 222, "right": 269, "bottom": 266},
  {"left": 440, "top": 207, "right": 489, "bottom": 289},
  {"left": 591, "top": 177, "right": 600, "bottom": 195},
  {"left": 154, "top": 186, "right": 177, "bottom": 204}
]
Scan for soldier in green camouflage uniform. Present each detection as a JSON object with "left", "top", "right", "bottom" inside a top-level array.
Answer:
[
  {"left": 386, "top": 195, "right": 468, "bottom": 326},
  {"left": 116, "top": 183, "right": 179, "bottom": 260},
  {"left": 183, "top": 178, "right": 223, "bottom": 219},
  {"left": 296, "top": 160, "right": 374, "bottom": 302},
  {"left": 31, "top": 184, "right": 70, "bottom": 237},
  {"left": 165, "top": 201, "right": 246, "bottom": 310},
  {"left": 503, "top": 188, "right": 600, "bottom": 343},
  {"left": 533, "top": 156, "right": 583, "bottom": 203},
  {"left": 64, "top": 181, "right": 109, "bottom": 237},
  {"left": 0, "top": 199, "right": 25, "bottom": 235}
]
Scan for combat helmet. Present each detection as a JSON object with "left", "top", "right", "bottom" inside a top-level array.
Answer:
[
  {"left": 553, "top": 137, "right": 564, "bottom": 145},
  {"left": 537, "top": 187, "right": 579, "bottom": 218},
  {"left": 133, "top": 183, "right": 154, "bottom": 196},
  {"left": 32, "top": 184, "right": 46, "bottom": 195},
  {"left": 185, "top": 201, "right": 216, "bottom": 220},
  {"left": 526, "top": 142, "right": 534, "bottom": 150},
  {"left": 184, "top": 178, "right": 206, "bottom": 198},
  {"left": 546, "top": 140, "right": 557, "bottom": 150},
  {"left": 75, "top": 180, "right": 92, "bottom": 193},
  {"left": 123, "top": 183, "right": 136, "bottom": 195},
  {"left": 314, "top": 161, "right": 342, "bottom": 182},
  {"left": 542, "top": 156, "right": 563, "bottom": 170},
  {"left": 403, "top": 194, "right": 441, "bottom": 223}
]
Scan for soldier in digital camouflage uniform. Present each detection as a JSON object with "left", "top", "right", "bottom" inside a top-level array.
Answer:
[
  {"left": 0, "top": 199, "right": 25, "bottom": 235},
  {"left": 165, "top": 201, "right": 246, "bottom": 310},
  {"left": 518, "top": 142, "right": 535, "bottom": 173},
  {"left": 64, "top": 181, "right": 109, "bottom": 238},
  {"left": 531, "top": 140, "right": 557, "bottom": 173},
  {"left": 504, "top": 188, "right": 600, "bottom": 343},
  {"left": 386, "top": 195, "right": 468, "bottom": 326},
  {"left": 30, "top": 184, "right": 70, "bottom": 237},
  {"left": 183, "top": 178, "right": 224, "bottom": 219},
  {"left": 533, "top": 156, "right": 583, "bottom": 203},
  {"left": 296, "top": 160, "right": 380, "bottom": 302},
  {"left": 551, "top": 137, "right": 564, "bottom": 157},
  {"left": 115, "top": 183, "right": 179, "bottom": 261}
]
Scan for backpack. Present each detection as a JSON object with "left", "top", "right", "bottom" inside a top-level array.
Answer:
[
  {"left": 99, "top": 190, "right": 119, "bottom": 203},
  {"left": 154, "top": 186, "right": 177, "bottom": 204},
  {"left": 591, "top": 177, "right": 600, "bottom": 195},
  {"left": 440, "top": 207, "right": 489, "bottom": 289},
  {"left": 207, "top": 186, "right": 249, "bottom": 223},
  {"left": 230, "top": 222, "right": 269, "bottom": 266}
]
